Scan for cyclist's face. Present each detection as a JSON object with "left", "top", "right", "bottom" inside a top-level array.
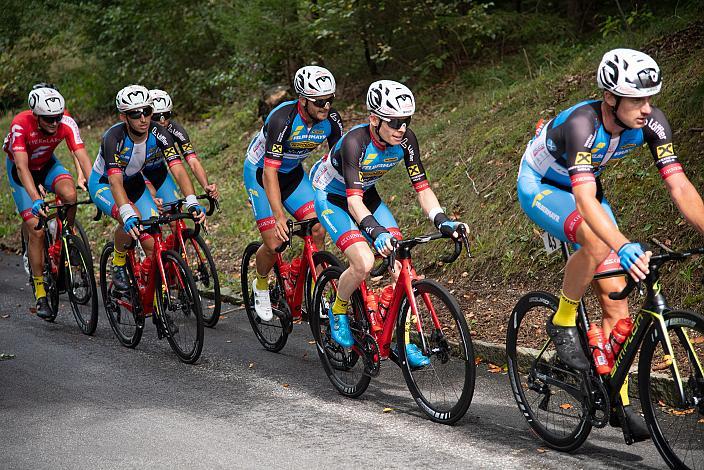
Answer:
[
  {"left": 36, "top": 114, "right": 61, "bottom": 135},
  {"left": 607, "top": 93, "right": 653, "bottom": 128},
  {"left": 120, "top": 111, "right": 152, "bottom": 135},
  {"left": 300, "top": 95, "right": 332, "bottom": 121},
  {"left": 370, "top": 115, "right": 407, "bottom": 146}
]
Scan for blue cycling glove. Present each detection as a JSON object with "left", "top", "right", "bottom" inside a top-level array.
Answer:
[
  {"left": 439, "top": 220, "right": 462, "bottom": 238},
  {"left": 123, "top": 216, "right": 140, "bottom": 234},
  {"left": 617, "top": 242, "right": 645, "bottom": 272},
  {"left": 31, "top": 199, "right": 45, "bottom": 217},
  {"left": 188, "top": 203, "right": 206, "bottom": 217},
  {"left": 374, "top": 232, "right": 394, "bottom": 254}
]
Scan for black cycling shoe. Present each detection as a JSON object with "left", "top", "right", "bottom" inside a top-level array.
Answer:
[
  {"left": 546, "top": 317, "right": 590, "bottom": 371},
  {"left": 611, "top": 405, "right": 651, "bottom": 443},
  {"left": 36, "top": 297, "right": 53, "bottom": 320},
  {"left": 112, "top": 264, "right": 131, "bottom": 292}
]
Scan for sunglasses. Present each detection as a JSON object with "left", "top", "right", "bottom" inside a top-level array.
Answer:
[
  {"left": 379, "top": 115, "right": 412, "bottom": 130},
  {"left": 153, "top": 111, "right": 172, "bottom": 121},
  {"left": 307, "top": 96, "right": 335, "bottom": 108},
  {"left": 125, "top": 106, "right": 153, "bottom": 119},
  {"left": 39, "top": 114, "right": 63, "bottom": 124}
]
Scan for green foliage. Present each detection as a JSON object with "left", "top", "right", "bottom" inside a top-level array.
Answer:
[{"left": 599, "top": 5, "right": 656, "bottom": 38}]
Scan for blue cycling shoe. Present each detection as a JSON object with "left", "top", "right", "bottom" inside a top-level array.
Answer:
[
  {"left": 405, "top": 343, "right": 430, "bottom": 368},
  {"left": 328, "top": 308, "right": 354, "bottom": 348}
]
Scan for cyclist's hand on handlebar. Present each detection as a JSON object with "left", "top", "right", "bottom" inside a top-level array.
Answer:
[
  {"left": 274, "top": 213, "right": 290, "bottom": 242},
  {"left": 123, "top": 216, "right": 141, "bottom": 239},
  {"left": 439, "top": 220, "right": 468, "bottom": 240},
  {"left": 154, "top": 197, "right": 165, "bottom": 214},
  {"left": 205, "top": 183, "right": 219, "bottom": 200},
  {"left": 618, "top": 242, "right": 651, "bottom": 281},
  {"left": 374, "top": 232, "right": 394, "bottom": 257},
  {"left": 188, "top": 203, "right": 207, "bottom": 224},
  {"left": 77, "top": 175, "right": 87, "bottom": 191},
  {"left": 31, "top": 199, "right": 47, "bottom": 218}
]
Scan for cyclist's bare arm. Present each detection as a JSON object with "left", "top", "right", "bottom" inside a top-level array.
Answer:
[
  {"left": 262, "top": 165, "right": 288, "bottom": 242},
  {"left": 13, "top": 151, "right": 43, "bottom": 204},
  {"left": 663, "top": 172, "right": 704, "bottom": 234}
]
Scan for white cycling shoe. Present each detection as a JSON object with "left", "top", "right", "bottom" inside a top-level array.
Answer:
[{"left": 252, "top": 280, "right": 274, "bottom": 321}]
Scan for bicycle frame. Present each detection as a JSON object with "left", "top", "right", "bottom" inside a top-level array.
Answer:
[
  {"left": 275, "top": 221, "right": 321, "bottom": 319},
  {"left": 164, "top": 218, "right": 209, "bottom": 274}
]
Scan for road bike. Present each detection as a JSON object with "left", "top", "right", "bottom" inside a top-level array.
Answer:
[
  {"left": 241, "top": 218, "right": 342, "bottom": 352},
  {"left": 30, "top": 198, "right": 98, "bottom": 334},
  {"left": 99, "top": 212, "right": 204, "bottom": 363},
  {"left": 310, "top": 227, "right": 475, "bottom": 424},
  {"left": 507, "top": 238, "right": 704, "bottom": 469}
]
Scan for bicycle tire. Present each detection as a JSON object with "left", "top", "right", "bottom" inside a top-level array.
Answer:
[
  {"left": 73, "top": 219, "right": 93, "bottom": 263},
  {"left": 99, "top": 242, "right": 143, "bottom": 348},
  {"left": 506, "top": 291, "right": 592, "bottom": 451},
  {"left": 241, "top": 241, "right": 289, "bottom": 352},
  {"left": 182, "top": 228, "right": 221, "bottom": 328},
  {"left": 64, "top": 234, "right": 98, "bottom": 335},
  {"left": 156, "top": 249, "right": 204, "bottom": 364},
  {"left": 639, "top": 309, "right": 704, "bottom": 470},
  {"left": 310, "top": 265, "right": 371, "bottom": 398},
  {"left": 304, "top": 250, "right": 343, "bottom": 321},
  {"left": 397, "top": 279, "right": 475, "bottom": 424}
]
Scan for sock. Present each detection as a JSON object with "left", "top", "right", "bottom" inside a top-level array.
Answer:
[
  {"left": 113, "top": 249, "right": 127, "bottom": 267},
  {"left": 619, "top": 376, "right": 631, "bottom": 407},
  {"left": 33, "top": 276, "right": 46, "bottom": 299},
  {"left": 553, "top": 291, "right": 580, "bottom": 327},
  {"left": 332, "top": 294, "right": 349, "bottom": 315},
  {"left": 255, "top": 272, "right": 268, "bottom": 291}
]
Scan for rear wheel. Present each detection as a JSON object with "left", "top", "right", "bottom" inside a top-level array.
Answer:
[
  {"left": 156, "top": 250, "right": 204, "bottom": 364},
  {"left": 241, "top": 241, "right": 289, "bottom": 352},
  {"left": 310, "top": 265, "right": 371, "bottom": 398},
  {"left": 64, "top": 234, "right": 98, "bottom": 335},
  {"left": 304, "top": 250, "right": 342, "bottom": 319},
  {"left": 181, "top": 228, "right": 221, "bottom": 328},
  {"left": 99, "top": 242, "right": 143, "bottom": 347},
  {"left": 639, "top": 310, "right": 704, "bottom": 470},
  {"left": 506, "top": 292, "right": 592, "bottom": 451}
]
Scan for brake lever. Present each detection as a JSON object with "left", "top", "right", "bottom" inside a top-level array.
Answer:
[{"left": 388, "top": 238, "right": 398, "bottom": 273}]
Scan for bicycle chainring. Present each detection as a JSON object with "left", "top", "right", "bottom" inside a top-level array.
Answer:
[{"left": 587, "top": 374, "right": 611, "bottom": 428}]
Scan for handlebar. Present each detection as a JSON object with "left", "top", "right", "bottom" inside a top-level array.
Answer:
[
  {"left": 33, "top": 199, "right": 95, "bottom": 230},
  {"left": 161, "top": 193, "right": 219, "bottom": 216},
  {"left": 123, "top": 212, "right": 201, "bottom": 250}
]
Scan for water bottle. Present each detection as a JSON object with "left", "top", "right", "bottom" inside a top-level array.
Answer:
[
  {"left": 379, "top": 285, "right": 394, "bottom": 320},
  {"left": 290, "top": 258, "right": 302, "bottom": 287},
  {"left": 587, "top": 324, "right": 611, "bottom": 375},
  {"left": 609, "top": 317, "right": 634, "bottom": 356},
  {"left": 366, "top": 290, "right": 382, "bottom": 333}
]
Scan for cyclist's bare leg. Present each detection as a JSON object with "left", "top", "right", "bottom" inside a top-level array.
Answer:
[
  {"left": 255, "top": 228, "right": 282, "bottom": 277},
  {"left": 305, "top": 212, "right": 328, "bottom": 277},
  {"left": 24, "top": 217, "right": 45, "bottom": 278},
  {"left": 592, "top": 276, "right": 629, "bottom": 337},
  {"left": 562, "top": 222, "right": 612, "bottom": 302},
  {"left": 53, "top": 178, "right": 77, "bottom": 227},
  {"left": 338, "top": 242, "right": 376, "bottom": 300}
]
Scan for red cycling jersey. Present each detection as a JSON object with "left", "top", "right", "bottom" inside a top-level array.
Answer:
[{"left": 3, "top": 110, "right": 84, "bottom": 170}]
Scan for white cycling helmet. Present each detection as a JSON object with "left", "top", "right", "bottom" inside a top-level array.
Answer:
[
  {"left": 115, "top": 85, "right": 153, "bottom": 113},
  {"left": 28, "top": 88, "right": 65, "bottom": 116},
  {"left": 366, "top": 80, "right": 415, "bottom": 118},
  {"left": 294, "top": 66, "right": 336, "bottom": 98},
  {"left": 150, "top": 89, "right": 173, "bottom": 113},
  {"left": 597, "top": 48, "right": 661, "bottom": 97}
]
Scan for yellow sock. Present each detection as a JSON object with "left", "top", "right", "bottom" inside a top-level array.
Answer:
[
  {"left": 553, "top": 291, "right": 580, "bottom": 327},
  {"left": 33, "top": 276, "right": 46, "bottom": 299},
  {"left": 619, "top": 376, "right": 631, "bottom": 406},
  {"left": 255, "top": 272, "right": 268, "bottom": 291},
  {"left": 113, "top": 249, "right": 127, "bottom": 267},
  {"left": 332, "top": 294, "right": 349, "bottom": 315}
]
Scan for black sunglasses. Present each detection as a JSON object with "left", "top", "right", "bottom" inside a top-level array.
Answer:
[
  {"left": 39, "top": 114, "right": 63, "bottom": 124},
  {"left": 379, "top": 115, "right": 412, "bottom": 130},
  {"left": 153, "top": 111, "right": 172, "bottom": 121},
  {"left": 126, "top": 106, "right": 153, "bottom": 119},
  {"left": 307, "top": 96, "right": 335, "bottom": 108}
]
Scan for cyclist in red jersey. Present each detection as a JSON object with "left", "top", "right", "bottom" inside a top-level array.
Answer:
[{"left": 3, "top": 87, "right": 94, "bottom": 319}]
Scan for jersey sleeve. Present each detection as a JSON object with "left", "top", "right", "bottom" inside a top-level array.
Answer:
[
  {"left": 339, "top": 133, "right": 366, "bottom": 198},
  {"left": 263, "top": 106, "right": 292, "bottom": 170},
  {"left": 564, "top": 108, "right": 598, "bottom": 188},
  {"left": 60, "top": 114, "right": 85, "bottom": 152},
  {"left": 103, "top": 127, "right": 126, "bottom": 177},
  {"left": 152, "top": 123, "right": 183, "bottom": 168},
  {"left": 7, "top": 115, "right": 29, "bottom": 155},
  {"left": 401, "top": 130, "right": 429, "bottom": 192},
  {"left": 644, "top": 107, "right": 683, "bottom": 180},
  {"left": 326, "top": 109, "right": 344, "bottom": 150},
  {"left": 169, "top": 121, "right": 198, "bottom": 162}
]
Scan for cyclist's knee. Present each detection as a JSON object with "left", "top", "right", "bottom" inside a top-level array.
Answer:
[
  {"left": 26, "top": 222, "right": 45, "bottom": 241},
  {"left": 311, "top": 222, "right": 326, "bottom": 239},
  {"left": 348, "top": 247, "right": 375, "bottom": 278},
  {"left": 576, "top": 227, "right": 611, "bottom": 263}
]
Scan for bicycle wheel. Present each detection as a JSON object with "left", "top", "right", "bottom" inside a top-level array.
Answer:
[
  {"left": 506, "top": 292, "right": 592, "bottom": 451},
  {"left": 397, "top": 279, "right": 475, "bottom": 424},
  {"left": 73, "top": 219, "right": 93, "bottom": 262},
  {"left": 182, "top": 228, "right": 221, "bottom": 328},
  {"left": 639, "top": 309, "right": 704, "bottom": 469},
  {"left": 99, "top": 242, "right": 143, "bottom": 347},
  {"left": 64, "top": 234, "right": 98, "bottom": 335},
  {"left": 241, "top": 241, "right": 289, "bottom": 352},
  {"left": 304, "top": 250, "right": 342, "bottom": 319},
  {"left": 156, "top": 249, "right": 204, "bottom": 364},
  {"left": 310, "top": 265, "right": 371, "bottom": 398}
]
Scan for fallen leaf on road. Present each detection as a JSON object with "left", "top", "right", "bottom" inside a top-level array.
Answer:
[
  {"left": 474, "top": 356, "right": 482, "bottom": 365},
  {"left": 698, "top": 418, "right": 704, "bottom": 424},
  {"left": 29, "top": 307, "right": 37, "bottom": 314},
  {"left": 559, "top": 403, "right": 573, "bottom": 410},
  {"left": 488, "top": 363, "right": 502, "bottom": 373},
  {"left": 0, "top": 353, "right": 15, "bottom": 361},
  {"left": 249, "top": 362, "right": 255, "bottom": 369},
  {"left": 1, "top": 314, "right": 9, "bottom": 319},
  {"left": 282, "top": 383, "right": 289, "bottom": 388},
  {"left": 692, "top": 336, "right": 703, "bottom": 344},
  {"left": 308, "top": 340, "right": 316, "bottom": 345},
  {"left": 536, "top": 448, "right": 547, "bottom": 454},
  {"left": 658, "top": 400, "right": 667, "bottom": 407},
  {"left": 293, "top": 319, "right": 302, "bottom": 324},
  {"left": 226, "top": 340, "right": 232, "bottom": 343},
  {"left": 383, "top": 407, "right": 393, "bottom": 413}
]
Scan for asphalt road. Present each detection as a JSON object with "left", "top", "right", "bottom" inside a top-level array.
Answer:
[{"left": 0, "top": 252, "right": 666, "bottom": 469}]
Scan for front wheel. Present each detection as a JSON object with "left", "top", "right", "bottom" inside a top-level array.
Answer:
[
  {"left": 64, "top": 234, "right": 98, "bottom": 335},
  {"left": 506, "top": 291, "right": 592, "bottom": 451},
  {"left": 398, "top": 279, "right": 475, "bottom": 424},
  {"left": 639, "top": 310, "right": 704, "bottom": 470},
  {"left": 304, "top": 250, "right": 343, "bottom": 320},
  {"left": 156, "top": 250, "right": 204, "bottom": 364},
  {"left": 182, "top": 229, "right": 221, "bottom": 328}
]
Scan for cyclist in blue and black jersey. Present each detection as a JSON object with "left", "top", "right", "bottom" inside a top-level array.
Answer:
[
  {"left": 88, "top": 85, "right": 206, "bottom": 291},
  {"left": 244, "top": 65, "right": 343, "bottom": 322},
  {"left": 310, "top": 80, "right": 468, "bottom": 368},
  {"left": 517, "top": 49, "right": 704, "bottom": 438}
]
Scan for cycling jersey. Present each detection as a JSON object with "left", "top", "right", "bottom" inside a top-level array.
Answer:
[
  {"left": 92, "top": 122, "right": 182, "bottom": 179},
  {"left": 7, "top": 156, "right": 73, "bottom": 221},
  {"left": 245, "top": 100, "right": 343, "bottom": 173},
  {"left": 310, "top": 123, "right": 429, "bottom": 196},
  {"left": 145, "top": 119, "right": 198, "bottom": 173},
  {"left": 3, "top": 110, "right": 84, "bottom": 170}
]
